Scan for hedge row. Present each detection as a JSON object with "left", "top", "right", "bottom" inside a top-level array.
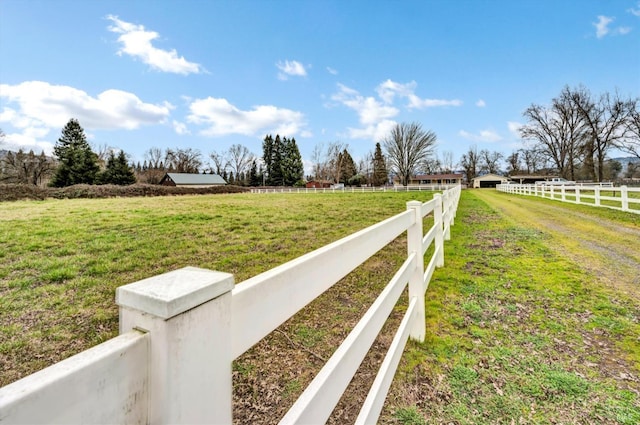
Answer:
[{"left": 0, "top": 184, "right": 250, "bottom": 202}]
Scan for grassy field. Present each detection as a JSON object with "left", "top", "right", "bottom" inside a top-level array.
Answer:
[
  {"left": 0, "top": 192, "right": 421, "bottom": 388},
  {"left": 539, "top": 187, "right": 640, "bottom": 212},
  {"left": 1, "top": 190, "right": 639, "bottom": 424},
  {"left": 384, "top": 190, "right": 640, "bottom": 424}
]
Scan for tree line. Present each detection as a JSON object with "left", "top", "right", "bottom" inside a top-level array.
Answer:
[
  {"left": 0, "top": 120, "right": 136, "bottom": 186},
  {"left": 518, "top": 85, "right": 638, "bottom": 181}
]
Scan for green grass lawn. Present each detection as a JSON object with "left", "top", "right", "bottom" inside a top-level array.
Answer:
[
  {"left": 385, "top": 190, "right": 640, "bottom": 424},
  {"left": 0, "top": 192, "right": 424, "bottom": 387}
]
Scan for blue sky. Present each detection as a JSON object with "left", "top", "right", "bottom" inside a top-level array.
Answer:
[{"left": 1, "top": 0, "right": 639, "bottom": 173}]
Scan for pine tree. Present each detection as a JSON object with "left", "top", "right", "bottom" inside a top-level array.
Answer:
[
  {"left": 268, "top": 135, "right": 284, "bottom": 186},
  {"left": 99, "top": 150, "right": 136, "bottom": 185},
  {"left": 262, "top": 134, "right": 274, "bottom": 183},
  {"left": 372, "top": 142, "right": 388, "bottom": 186},
  {"left": 50, "top": 119, "right": 99, "bottom": 187},
  {"left": 249, "top": 160, "right": 260, "bottom": 186},
  {"left": 282, "top": 137, "right": 304, "bottom": 186},
  {"left": 339, "top": 149, "right": 357, "bottom": 184}
]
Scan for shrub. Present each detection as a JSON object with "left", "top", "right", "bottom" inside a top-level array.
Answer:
[{"left": 0, "top": 183, "right": 249, "bottom": 202}]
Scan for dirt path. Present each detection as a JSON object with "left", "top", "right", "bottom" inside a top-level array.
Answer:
[{"left": 473, "top": 190, "right": 640, "bottom": 303}]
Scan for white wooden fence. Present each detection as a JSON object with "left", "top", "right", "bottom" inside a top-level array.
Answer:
[
  {"left": 0, "top": 185, "right": 462, "bottom": 424},
  {"left": 250, "top": 184, "right": 460, "bottom": 194},
  {"left": 496, "top": 183, "right": 640, "bottom": 214}
]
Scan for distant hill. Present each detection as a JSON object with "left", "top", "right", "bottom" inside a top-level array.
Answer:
[
  {"left": 612, "top": 156, "right": 639, "bottom": 166},
  {"left": 612, "top": 157, "right": 639, "bottom": 175}
]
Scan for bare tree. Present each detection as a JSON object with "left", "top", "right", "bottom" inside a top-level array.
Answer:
[
  {"left": 227, "top": 144, "right": 254, "bottom": 177},
  {"left": 572, "top": 88, "right": 635, "bottom": 181},
  {"left": 93, "top": 143, "right": 114, "bottom": 170},
  {"left": 144, "top": 147, "right": 165, "bottom": 169},
  {"left": 620, "top": 101, "right": 640, "bottom": 159},
  {"left": 138, "top": 147, "right": 167, "bottom": 184},
  {"left": 165, "top": 148, "right": 202, "bottom": 173},
  {"left": 311, "top": 142, "right": 327, "bottom": 181},
  {"left": 358, "top": 151, "right": 373, "bottom": 185},
  {"left": 479, "top": 149, "right": 504, "bottom": 174},
  {"left": 520, "top": 87, "right": 588, "bottom": 180},
  {"left": 421, "top": 158, "right": 441, "bottom": 175},
  {"left": 459, "top": 145, "right": 480, "bottom": 184},
  {"left": 209, "top": 150, "right": 229, "bottom": 175},
  {"left": 519, "top": 146, "right": 548, "bottom": 174},
  {"left": 0, "top": 149, "right": 55, "bottom": 185},
  {"left": 440, "top": 151, "right": 454, "bottom": 173},
  {"left": 383, "top": 122, "right": 437, "bottom": 186},
  {"left": 326, "top": 141, "right": 348, "bottom": 184},
  {"left": 506, "top": 151, "right": 521, "bottom": 175}
]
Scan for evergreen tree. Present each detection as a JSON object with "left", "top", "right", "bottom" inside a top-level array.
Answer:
[
  {"left": 51, "top": 119, "right": 100, "bottom": 187},
  {"left": 372, "top": 142, "right": 388, "bottom": 186},
  {"left": 282, "top": 137, "right": 304, "bottom": 186},
  {"left": 257, "top": 164, "right": 264, "bottom": 186},
  {"left": 249, "top": 160, "right": 260, "bottom": 186},
  {"left": 268, "top": 135, "right": 284, "bottom": 186},
  {"left": 339, "top": 149, "right": 357, "bottom": 184},
  {"left": 262, "top": 134, "right": 274, "bottom": 182},
  {"left": 99, "top": 150, "right": 136, "bottom": 185}
]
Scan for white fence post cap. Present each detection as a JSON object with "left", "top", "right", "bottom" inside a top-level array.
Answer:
[{"left": 116, "top": 266, "right": 234, "bottom": 319}]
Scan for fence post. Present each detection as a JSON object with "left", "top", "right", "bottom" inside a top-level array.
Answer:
[
  {"left": 117, "top": 267, "right": 234, "bottom": 424},
  {"left": 433, "top": 194, "right": 445, "bottom": 267},
  {"left": 442, "top": 190, "right": 452, "bottom": 241},
  {"left": 595, "top": 186, "right": 601, "bottom": 206},
  {"left": 575, "top": 187, "right": 581, "bottom": 204},
  {"left": 621, "top": 186, "right": 629, "bottom": 211},
  {"left": 406, "top": 201, "right": 426, "bottom": 342}
]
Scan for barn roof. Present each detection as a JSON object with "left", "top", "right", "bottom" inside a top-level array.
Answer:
[
  {"left": 472, "top": 173, "right": 509, "bottom": 181},
  {"left": 162, "top": 173, "right": 227, "bottom": 185}
]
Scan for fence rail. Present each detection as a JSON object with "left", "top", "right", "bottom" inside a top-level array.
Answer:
[
  {"left": 497, "top": 183, "right": 640, "bottom": 214},
  {"left": 0, "top": 185, "right": 462, "bottom": 424},
  {"left": 250, "top": 184, "right": 460, "bottom": 194}
]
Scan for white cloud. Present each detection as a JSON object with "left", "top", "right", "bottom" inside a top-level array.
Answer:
[
  {"left": 593, "top": 15, "right": 631, "bottom": 38},
  {"left": 276, "top": 60, "right": 307, "bottom": 80},
  {"left": 376, "top": 80, "right": 417, "bottom": 104},
  {"left": 507, "top": 121, "right": 522, "bottom": 138},
  {"left": 330, "top": 80, "right": 462, "bottom": 141},
  {"left": 629, "top": 2, "right": 640, "bottom": 17},
  {"left": 332, "top": 83, "right": 398, "bottom": 126},
  {"left": 326, "top": 67, "right": 338, "bottom": 75},
  {"left": 172, "top": 120, "right": 190, "bottom": 135},
  {"left": 375, "top": 79, "right": 462, "bottom": 109},
  {"left": 1, "top": 131, "right": 55, "bottom": 155},
  {"left": 594, "top": 15, "right": 614, "bottom": 38},
  {"left": 476, "top": 99, "right": 486, "bottom": 107},
  {"left": 106, "top": 15, "right": 204, "bottom": 75},
  {"left": 345, "top": 119, "right": 397, "bottom": 142},
  {"left": 0, "top": 81, "right": 172, "bottom": 154},
  {"left": 186, "top": 97, "right": 308, "bottom": 137},
  {"left": 0, "top": 81, "right": 172, "bottom": 131},
  {"left": 459, "top": 129, "right": 502, "bottom": 143},
  {"left": 407, "top": 97, "right": 463, "bottom": 108}
]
